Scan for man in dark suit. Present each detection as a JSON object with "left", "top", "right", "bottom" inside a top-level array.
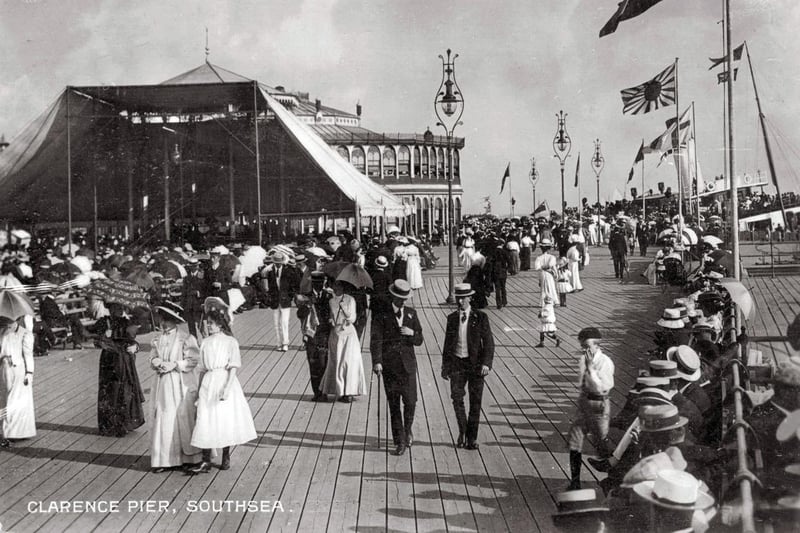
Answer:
[
  {"left": 441, "top": 283, "right": 495, "bottom": 450},
  {"left": 181, "top": 258, "right": 205, "bottom": 339},
  {"left": 370, "top": 279, "right": 424, "bottom": 456},
  {"left": 368, "top": 256, "right": 393, "bottom": 319},
  {"left": 297, "top": 271, "right": 332, "bottom": 402},
  {"left": 266, "top": 252, "right": 298, "bottom": 351},
  {"left": 608, "top": 222, "right": 628, "bottom": 279},
  {"left": 205, "top": 249, "right": 233, "bottom": 302},
  {"left": 489, "top": 240, "right": 511, "bottom": 309}
]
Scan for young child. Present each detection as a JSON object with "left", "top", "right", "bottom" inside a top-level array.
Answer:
[
  {"left": 536, "top": 295, "right": 560, "bottom": 348},
  {"left": 556, "top": 257, "right": 573, "bottom": 307}
]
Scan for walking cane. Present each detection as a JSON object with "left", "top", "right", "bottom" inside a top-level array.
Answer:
[{"left": 376, "top": 370, "right": 381, "bottom": 449}]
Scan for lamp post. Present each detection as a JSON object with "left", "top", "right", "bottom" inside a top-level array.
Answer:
[
  {"left": 529, "top": 157, "right": 539, "bottom": 213},
  {"left": 591, "top": 138, "right": 605, "bottom": 246},
  {"left": 434, "top": 48, "right": 464, "bottom": 305},
  {"left": 552, "top": 110, "right": 571, "bottom": 222}
]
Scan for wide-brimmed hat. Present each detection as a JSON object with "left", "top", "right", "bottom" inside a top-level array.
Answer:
[
  {"left": 657, "top": 308, "right": 686, "bottom": 329},
  {"left": 388, "top": 279, "right": 412, "bottom": 299},
  {"left": 387, "top": 225, "right": 401, "bottom": 235},
  {"left": 375, "top": 256, "right": 389, "bottom": 268},
  {"left": 272, "top": 252, "right": 289, "bottom": 265},
  {"left": 310, "top": 270, "right": 326, "bottom": 282},
  {"left": 639, "top": 404, "right": 688, "bottom": 433},
  {"left": 633, "top": 469, "right": 715, "bottom": 511},
  {"left": 666, "top": 345, "right": 702, "bottom": 382},
  {"left": 454, "top": 283, "right": 475, "bottom": 298},
  {"left": 649, "top": 360, "right": 678, "bottom": 379},
  {"left": 552, "top": 489, "right": 609, "bottom": 516},
  {"left": 621, "top": 447, "right": 688, "bottom": 488},
  {"left": 539, "top": 238, "right": 553, "bottom": 247},
  {"left": 210, "top": 245, "right": 229, "bottom": 255},
  {"left": 577, "top": 327, "right": 602, "bottom": 342},
  {"left": 156, "top": 301, "right": 185, "bottom": 323}
]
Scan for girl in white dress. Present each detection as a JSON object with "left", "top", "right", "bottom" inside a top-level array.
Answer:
[
  {"left": 0, "top": 317, "right": 36, "bottom": 446},
  {"left": 321, "top": 281, "right": 366, "bottom": 402},
  {"left": 190, "top": 307, "right": 257, "bottom": 473}
]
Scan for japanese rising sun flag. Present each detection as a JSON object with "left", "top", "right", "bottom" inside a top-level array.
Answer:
[{"left": 620, "top": 62, "right": 676, "bottom": 115}]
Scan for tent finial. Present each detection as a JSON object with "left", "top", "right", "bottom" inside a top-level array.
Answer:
[{"left": 205, "top": 27, "right": 210, "bottom": 62}]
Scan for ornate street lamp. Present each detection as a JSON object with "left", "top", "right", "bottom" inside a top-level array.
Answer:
[
  {"left": 552, "top": 110, "right": 571, "bottom": 222},
  {"left": 434, "top": 48, "right": 464, "bottom": 305},
  {"left": 591, "top": 138, "right": 605, "bottom": 246},
  {"left": 529, "top": 157, "right": 539, "bottom": 213}
]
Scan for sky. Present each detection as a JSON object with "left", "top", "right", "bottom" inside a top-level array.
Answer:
[{"left": 1, "top": 0, "right": 799, "bottom": 216}]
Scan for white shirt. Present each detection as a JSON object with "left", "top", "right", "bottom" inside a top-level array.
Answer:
[
  {"left": 578, "top": 347, "right": 614, "bottom": 396},
  {"left": 455, "top": 308, "right": 471, "bottom": 359}
]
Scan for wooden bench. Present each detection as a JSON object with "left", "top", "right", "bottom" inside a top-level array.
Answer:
[{"left": 36, "top": 293, "right": 97, "bottom": 350}]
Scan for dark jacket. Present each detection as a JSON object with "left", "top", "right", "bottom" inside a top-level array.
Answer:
[
  {"left": 441, "top": 309, "right": 494, "bottom": 377},
  {"left": 489, "top": 248, "right": 511, "bottom": 281},
  {"left": 181, "top": 272, "right": 206, "bottom": 312},
  {"left": 40, "top": 296, "right": 67, "bottom": 325},
  {"left": 265, "top": 265, "right": 299, "bottom": 309},
  {"left": 463, "top": 266, "right": 490, "bottom": 309},
  {"left": 608, "top": 230, "right": 628, "bottom": 256},
  {"left": 368, "top": 268, "right": 393, "bottom": 317},
  {"left": 204, "top": 263, "right": 233, "bottom": 298},
  {"left": 370, "top": 305, "right": 424, "bottom": 376}
]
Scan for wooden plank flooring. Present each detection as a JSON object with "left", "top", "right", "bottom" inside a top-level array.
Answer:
[{"left": 0, "top": 245, "right": 795, "bottom": 533}]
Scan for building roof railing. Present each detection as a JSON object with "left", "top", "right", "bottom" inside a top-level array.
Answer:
[{"left": 317, "top": 131, "right": 465, "bottom": 149}]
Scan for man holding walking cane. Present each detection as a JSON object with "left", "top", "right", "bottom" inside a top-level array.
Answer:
[{"left": 370, "top": 280, "right": 424, "bottom": 456}]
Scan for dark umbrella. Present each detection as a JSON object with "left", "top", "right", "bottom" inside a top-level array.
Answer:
[
  {"left": 150, "top": 260, "right": 183, "bottom": 279},
  {"left": 336, "top": 263, "right": 373, "bottom": 290},
  {"left": 86, "top": 278, "right": 150, "bottom": 309},
  {"left": 0, "top": 290, "right": 35, "bottom": 319},
  {"left": 124, "top": 268, "right": 155, "bottom": 290},
  {"left": 76, "top": 247, "right": 96, "bottom": 260},
  {"left": 50, "top": 262, "right": 82, "bottom": 276},
  {"left": 708, "top": 249, "right": 735, "bottom": 274},
  {"left": 321, "top": 260, "right": 349, "bottom": 279}
]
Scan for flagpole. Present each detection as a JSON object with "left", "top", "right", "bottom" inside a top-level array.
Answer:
[
  {"left": 674, "top": 58, "right": 684, "bottom": 246},
  {"left": 726, "top": 0, "right": 739, "bottom": 281},
  {"left": 692, "top": 101, "right": 701, "bottom": 224},
  {"left": 509, "top": 163, "right": 513, "bottom": 217},
  {"left": 641, "top": 139, "right": 646, "bottom": 222},
  {"left": 576, "top": 153, "right": 581, "bottom": 227}
]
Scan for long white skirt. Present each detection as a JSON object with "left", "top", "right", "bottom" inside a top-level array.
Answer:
[
  {"left": 0, "top": 363, "right": 36, "bottom": 439},
  {"left": 321, "top": 325, "right": 366, "bottom": 397},
  {"left": 568, "top": 261, "right": 583, "bottom": 291},
  {"left": 191, "top": 369, "right": 257, "bottom": 449}
]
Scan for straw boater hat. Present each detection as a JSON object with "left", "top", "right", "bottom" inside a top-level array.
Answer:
[
  {"left": 621, "top": 447, "right": 688, "bottom": 488},
  {"left": 375, "top": 256, "right": 389, "bottom": 269},
  {"left": 387, "top": 225, "right": 401, "bottom": 235},
  {"left": 657, "top": 308, "right": 686, "bottom": 329},
  {"left": 156, "top": 301, "right": 185, "bottom": 324},
  {"left": 453, "top": 283, "right": 475, "bottom": 298},
  {"left": 388, "top": 279, "right": 412, "bottom": 300},
  {"left": 552, "top": 489, "right": 609, "bottom": 516},
  {"left": 272, "top": 252, "right": 289, "bottom": 265},
  {"left": 666, "top": 345, "right": 702, "bottom": 382},
  {"left": 639, "top": 404, "right": 688, "bottom": 433},
  {"left": 633, "top": 469, "right": 715, "bottom": 511},
  {"left": 539, "top": 238, "right": 553, "bottom": 247},
  {"left": 649, "top": 360, "right": 678, "bottom": 380}
]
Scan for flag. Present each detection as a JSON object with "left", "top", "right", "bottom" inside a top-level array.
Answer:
[
  {"left": 533, "top": 200, "right": 549, "bottom": 215},
  {"left": 574, "top": 153, "right": 580, "bottom": 187},
  {"left": 600, "top": 0, "right": 666, "bottom": 38},
  {"left": 646, "top": 105, "right": 692, "bottom": 153},
  {"left": 717, "top": 68, "right": 739, "bottom": 84},
  {"left": 499, "top": 163, "right": 510, "bottom": 193},
  {"left": 708, "top": 43, "right": 744, "bottom": 70},
  {"left": 620, "top": 62, "right": 676, "bottom": 115},
  {"left": 627, "top": 142, "right": 645, "bottom": 183}
]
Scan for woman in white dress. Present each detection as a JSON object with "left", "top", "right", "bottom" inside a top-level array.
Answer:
[
  {"left": 148, "top": 303, "right": 202, "bottom": 472},
  {"left": 321, "top": 281, "right": 366, "bottom": 402},
  {"left": 0, "top": 317, "right": 36, "bottom": 446},
  {"left": 405, "top": 239, "right": 424, "bottom": 290},
  {"left": 566, "top": 244, "right": 583, "bottom": 292},
  {"left": 458, "top": 233, "right": 476, "bottom": 273},
  {"left": 190, "top": 306, "right": 257, "bottom": 473}
]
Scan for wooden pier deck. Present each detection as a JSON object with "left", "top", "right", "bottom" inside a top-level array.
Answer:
[{"left": 0, "top": 246, "right": 794, "bottom": 533}]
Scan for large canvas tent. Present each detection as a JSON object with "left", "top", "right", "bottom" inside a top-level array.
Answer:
[{"left": 0, "top": 62, "right": 409, "bottom": 243}]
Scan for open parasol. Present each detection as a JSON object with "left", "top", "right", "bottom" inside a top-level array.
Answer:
[
  {"left": 123, "top": 268, "right": 155, "bottom": 290},
  {"left": 708, "top": 249, "right": 735, "bottom": 274},
  {"left": 239, "top": 246, "right": 268, "bottom": 279},
  {"left": 336, "top": 263, "right": 373, "bottom": 289},
  {"left": 321, "top": 260, "right": 349, "bottom": 279},
  {"left": 150, "top": 259, "right": 185, "bottom": 280},
  {"left": 0, "top": 290, "right": 35, "bottom": 319},
  {"left": 86, "top": 278, "right": 150, "bottom": 309},
  {"left": 719, "top": 278, "right": 754, "bottom": 319}
]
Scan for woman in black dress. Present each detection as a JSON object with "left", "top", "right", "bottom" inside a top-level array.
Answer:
[{"left": 87, "top": 303, "right": 145, "bottom": 437}]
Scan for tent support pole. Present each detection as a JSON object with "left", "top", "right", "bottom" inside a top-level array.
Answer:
[
  {"left": 126, "top": 120, "right": 134, "bottom": 241},
  {"left": 229, "top": 136, "right": 236, "bottom": 239},
  {"left": 163, "top": 133, "right": 171, "bottom": 243},
  {"left": 254, "top": 81, "right": 263, "bottom": 246},
  {"left": 66, "top": 87, "right": 73, "bottom": 256}
]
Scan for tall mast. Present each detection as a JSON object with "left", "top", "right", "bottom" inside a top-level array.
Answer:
[
  {"left": 726, "top": 0, "right": 739, "bottom": 280},
  {"left": 744, "top": 41, "right": 788, "bottom": 228}
]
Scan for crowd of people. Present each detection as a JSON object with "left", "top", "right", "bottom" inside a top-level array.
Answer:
[{"left": 0, "top": 208, "right": 798, "bottom": 531}]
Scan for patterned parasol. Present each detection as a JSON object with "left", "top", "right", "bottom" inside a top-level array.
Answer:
[{"left": 86, "top": 278, "right": 150, "bottom": 309}]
